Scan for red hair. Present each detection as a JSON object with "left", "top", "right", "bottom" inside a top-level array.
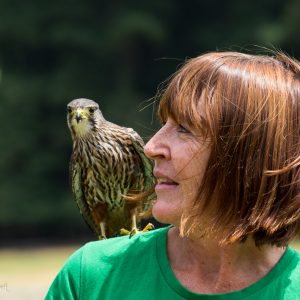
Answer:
[{"left": 158, "top": 51, "right": 300, "bottom": 246}]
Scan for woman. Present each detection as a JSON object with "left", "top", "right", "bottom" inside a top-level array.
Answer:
[{"left": 46, "top": 51, "right": 300, "bottom": 299}]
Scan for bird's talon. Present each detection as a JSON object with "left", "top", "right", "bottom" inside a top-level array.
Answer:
[
  {"left": 119, "top": 228, "right": 130, "bottom": 236},
  {"left": 129, "top": 228, "right": 138, "bottom": 238},
  {"left": 142, "top": 223, "right": 155, "bottom": 232}
]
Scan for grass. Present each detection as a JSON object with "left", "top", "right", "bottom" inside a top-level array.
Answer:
[
  {"left": 0, "top": 245, "right": 80, "bottom": 300},
  {"left": 0, "top": 240, "right": 299, "bottom": 300},
  {"left": 291, "top": 240, "right": 300, "bottom": 252}
]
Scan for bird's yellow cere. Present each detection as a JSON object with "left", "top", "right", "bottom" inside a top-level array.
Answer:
[{"left": 69, "top": 108, "right": 92, "bottom": 138}]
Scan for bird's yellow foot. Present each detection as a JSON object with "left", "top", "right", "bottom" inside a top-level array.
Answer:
[
  {"left": 119, "top": 228, "right": 131, "bottom": 236},
  {"left": 142, "top": 223, "right": 155, "bottom": 232},
  {"left": 119, "top": 223, "right": 155, "bottom": 238},
  {"left": 129, "top": 223, "right": 155, "bottom": 238},
  {"left": 98, "top": 235, "right": 107, "bottom": 240}
]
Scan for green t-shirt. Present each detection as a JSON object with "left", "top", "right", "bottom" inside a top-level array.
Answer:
[{"left": 45, "top": 227, "right": 300, "bottom": 299}]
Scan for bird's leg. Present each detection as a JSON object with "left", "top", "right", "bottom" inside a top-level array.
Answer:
[
  {"left": 119, "top": 209, "right": 138, "bottom": 237},
  {"left": 119, "top": 205, "right": 138, "bottom": 237},
  {"left": 129, "top": 209, "right": 138, "bottom": 237},
  {"left": 119, "top": 210, "right": 136, "bottom": 236},
  {"left": 98, "top": 221, "right": 107, "bottom": 240},
  {"left": 129, "top": 209, "right": 155, "bottom": 238},
  {"left": 119, "top": 207, "right": 155, "bottom": 238},
  {"left": 91, "top": 205, "right": 107, "bottom": 240}
]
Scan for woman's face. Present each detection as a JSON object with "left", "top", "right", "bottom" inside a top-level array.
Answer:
[{"left": 144, "top": 117, "right": 211, "bottom": 227}]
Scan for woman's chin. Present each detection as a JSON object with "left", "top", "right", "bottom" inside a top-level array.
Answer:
[{"left": 152, "top": 200, "right": 181, "bottom": 225}]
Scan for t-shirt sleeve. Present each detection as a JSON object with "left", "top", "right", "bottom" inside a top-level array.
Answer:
[{"left": 45, "top": 248, "right": 83, "bottom": 300}]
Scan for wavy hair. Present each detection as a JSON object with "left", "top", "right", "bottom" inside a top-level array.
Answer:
[{"left": 158, "top": 51, "right": 300, "bottom": 246}]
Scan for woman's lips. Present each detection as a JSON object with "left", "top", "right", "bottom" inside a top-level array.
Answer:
[{"left": 155, "top": 177, "right": 179, "bottom": 191}]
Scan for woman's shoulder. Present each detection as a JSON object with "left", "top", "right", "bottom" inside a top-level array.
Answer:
[
  {"left": 45, "top": 226, "right": 169, "bottom": 299},
  {"left": 75, "top": 226, "right": 168, "bottom": 269},
  {"left": 286, "top": 247, "right": 300, "bottom": 276},
  {"left": 85, "top": 226, "right": 167, "bottom": 250}
]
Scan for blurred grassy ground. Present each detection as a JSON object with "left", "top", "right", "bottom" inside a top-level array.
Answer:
[
  {"left": 0, "top": 241, "right": 299, "bottom": 300},
  {"left": 0, "top": 245, "right": 80, "bottom": 300}
]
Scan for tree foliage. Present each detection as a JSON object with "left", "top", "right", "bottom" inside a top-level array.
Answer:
[{"left": 0, "top": 0, "right": 300, "bottom": 239}]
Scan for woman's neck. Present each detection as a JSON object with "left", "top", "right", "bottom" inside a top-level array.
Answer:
[{"left": 167, "top": 227, "right": 286, "bottom": 294}]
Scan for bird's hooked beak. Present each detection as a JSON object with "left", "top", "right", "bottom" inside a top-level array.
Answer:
[{"left": 75, "top": 109, "right": 85, "bottom": 123}]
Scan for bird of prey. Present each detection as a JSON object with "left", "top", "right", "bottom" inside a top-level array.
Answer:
[{"left": 67, "top": 98, "right": 154, "bottom": 239}]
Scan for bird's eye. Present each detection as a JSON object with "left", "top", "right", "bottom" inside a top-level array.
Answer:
[
  {"left": 67, "top": 107, "right": 72, "bottom": 114},
  {"left": 89, "top": 108, "right": 95, "bottom": 114}
]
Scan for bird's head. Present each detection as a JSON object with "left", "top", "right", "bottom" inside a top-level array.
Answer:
[{"left": 67, "top": 98, "right": 105, "bottom": 139}]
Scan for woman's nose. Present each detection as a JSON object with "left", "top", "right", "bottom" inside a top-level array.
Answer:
[{"left": 144, "top": 129, "right": 170, "bottom": 160}]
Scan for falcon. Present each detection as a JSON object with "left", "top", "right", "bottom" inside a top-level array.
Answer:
[{"left": 67, "top": 98, "right": 154, "bottom": 239}]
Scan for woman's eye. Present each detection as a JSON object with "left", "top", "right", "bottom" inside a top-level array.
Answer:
[{"left": 177, "top": 124, "right": 190, "bottom": 133}]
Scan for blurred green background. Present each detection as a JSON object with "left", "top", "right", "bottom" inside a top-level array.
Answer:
[{"left": 1, "top": 0, "right": 300, "bottom": 245}]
